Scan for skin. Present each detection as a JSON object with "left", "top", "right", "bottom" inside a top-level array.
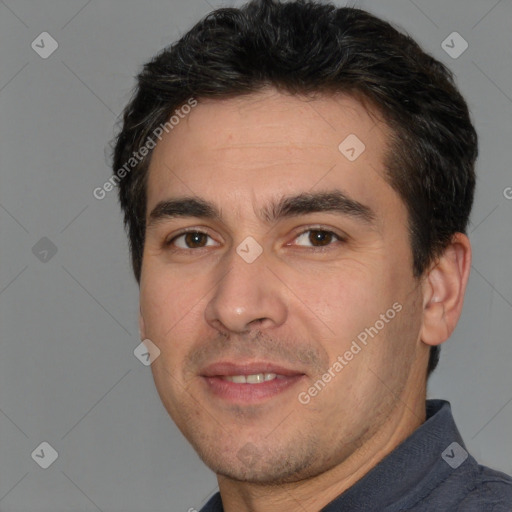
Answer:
[{"left": 138, "top": 88, "right": 471, "bottom": 512}]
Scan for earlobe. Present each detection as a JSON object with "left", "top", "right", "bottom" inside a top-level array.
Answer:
[{"left": 420, "top": 233, "right": 472, "bottom": 347}]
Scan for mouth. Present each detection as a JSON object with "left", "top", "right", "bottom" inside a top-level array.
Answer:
[{"left": 200, "top": 361, "right": 306, "bottom": 403}]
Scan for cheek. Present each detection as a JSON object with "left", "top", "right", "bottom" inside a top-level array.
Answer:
[
  {"left": 309, "top": 266, "right": 385, "bottom": 331},
  {"left": 140, "top": 268, "right": 205, "bottom": 399},
  {"left": 140, "top": 265, "right": 202, "bottom": 344},
  {"left": 306, "top": 263, "right": 414, "bottom": 370}
]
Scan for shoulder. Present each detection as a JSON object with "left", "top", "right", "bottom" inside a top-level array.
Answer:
[
  {"left": 413, "top": 454, "right": 512, "bottom": 511},
  {"left": 455, "top": 463, "right": 512, "bottom": 511}
]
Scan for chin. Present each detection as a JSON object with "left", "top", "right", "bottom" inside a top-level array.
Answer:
[{"left": 195, "top": 441, "right": 317, "bottom": 484}]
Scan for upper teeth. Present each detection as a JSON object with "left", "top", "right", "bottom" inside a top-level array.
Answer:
[{"left": 221, "top": 373, "right": 280, "bottom": 384}]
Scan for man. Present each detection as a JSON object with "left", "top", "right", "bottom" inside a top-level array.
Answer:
[{"left": 112, "top": 0, "right": 512, "bottom": 510}]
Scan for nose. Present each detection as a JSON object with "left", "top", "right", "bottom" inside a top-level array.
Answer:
[{"left": 204, "top": 246, "right": 288, "bottom": 335}]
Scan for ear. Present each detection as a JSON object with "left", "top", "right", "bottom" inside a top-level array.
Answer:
[
  {"left": 420, "top": 233, "right": 472, "bottom": 347},
  {"left": 139, "top": 306, "right": 146, "bottom": 340}
]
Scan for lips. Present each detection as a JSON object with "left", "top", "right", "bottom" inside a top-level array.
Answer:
[
  {"left": 200, "top": 360, "right": 306, "bottom": 403},
  {"left": 200, "top": 361, "right": 305, "bottom": 378}
]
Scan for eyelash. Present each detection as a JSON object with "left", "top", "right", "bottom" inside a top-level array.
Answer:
[{"left": 164, "top": 227, "right": 346, "bottom": 252}]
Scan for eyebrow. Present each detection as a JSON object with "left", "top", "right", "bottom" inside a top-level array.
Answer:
[{"left": 147, "top": 190, "right": 376, "bottom": 229}]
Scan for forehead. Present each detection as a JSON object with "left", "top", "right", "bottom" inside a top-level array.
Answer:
[{"left": 145, "top": 89, "right": 401, "bottom": 225}]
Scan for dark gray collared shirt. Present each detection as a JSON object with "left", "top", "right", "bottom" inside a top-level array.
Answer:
[{"left": 198, "top": 400, "right": 512, "bottom": 511}]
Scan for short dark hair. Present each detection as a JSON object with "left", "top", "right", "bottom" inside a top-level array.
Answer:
[{"left": 112, "top": 0, "right": 477, "bottom": 378}]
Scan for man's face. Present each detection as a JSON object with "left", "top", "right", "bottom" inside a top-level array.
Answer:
[{"left": 139, "top": 89, "right": 426, "bottom": 483}]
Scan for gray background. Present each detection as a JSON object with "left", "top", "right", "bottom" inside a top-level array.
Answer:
[{"left": 0, "top": 0, "right": 511, "bottom": 510}]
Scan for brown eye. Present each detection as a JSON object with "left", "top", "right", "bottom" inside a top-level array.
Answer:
[
  {"left": 168, "top": 231, "right": 216, "bottom": 249},
  {"left": 309, "top": 230, "right": 335, "bottom": 246},
  {"left": 294, "top": 229, "right": 342, "bottom": 248}
]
